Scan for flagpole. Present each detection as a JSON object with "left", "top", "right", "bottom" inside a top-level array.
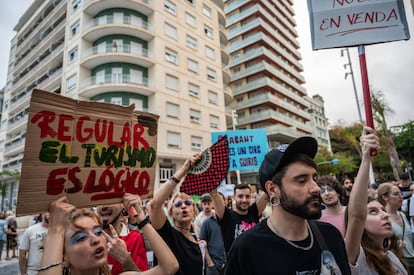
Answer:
[{"left": 232, "top": 110, "right": 241, "bottom": 185}]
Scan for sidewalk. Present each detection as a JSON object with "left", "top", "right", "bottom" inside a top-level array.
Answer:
[{"left": 0, "top": 247, "right": 19, "bottom": 271}]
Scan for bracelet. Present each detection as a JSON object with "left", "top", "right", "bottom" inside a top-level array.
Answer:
[
  {"left": 170, "top": 176, "right": 180, "bottom": 184},
  {"left": 37, "top": 262, "right": 62, "bottom": 271},
  {"left": 137, "top": 215, "right": 151, "bottom": 230}
]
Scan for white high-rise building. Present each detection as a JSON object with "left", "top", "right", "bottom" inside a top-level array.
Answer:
[{"left": 0, "top": 0, "right": 230, "bottom": 210}]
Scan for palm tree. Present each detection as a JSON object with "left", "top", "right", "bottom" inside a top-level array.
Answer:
[
  {"left": 0, "top": 170, "right": 20, "bottom": 211},
  {"left": 371, "top": 88, "right": 403, "bottom": 179}
]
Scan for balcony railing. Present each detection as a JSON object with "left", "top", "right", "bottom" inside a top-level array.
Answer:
[
  {"left": 82, "top": 44, "right": 149, "bottom": 59},
  {"left": 84, "top": 14, "right": 150, "bottom": 32},
  {"left": 81, "top": 73, "right": 149, "bottom": 89}
]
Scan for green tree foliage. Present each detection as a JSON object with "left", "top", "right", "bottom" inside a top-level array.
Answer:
[
  {"left": 371, "top": 88, "right": 403, "bottom": 179},
  {"left": 328, "top": 123, "right": 393, "bottom": 181}
]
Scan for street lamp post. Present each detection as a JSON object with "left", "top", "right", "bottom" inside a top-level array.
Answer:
[{"left": 341, "top": 48, "right": 363, "bottom": 122}]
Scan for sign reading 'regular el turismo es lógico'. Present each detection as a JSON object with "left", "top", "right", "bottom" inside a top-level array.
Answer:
[
  {"left": 16, "top": 89, "right": 159, "bottom": 216},
  {"left": 308, "top": 0, "right": 411, "bottom": 50}
]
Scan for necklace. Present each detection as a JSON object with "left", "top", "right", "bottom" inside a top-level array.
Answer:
[
  {"left": 268, "top": 218, "right": 314, "bottom": 251},
  {"left": 175, "top": 225, "right": 191, "bottom": 231}
]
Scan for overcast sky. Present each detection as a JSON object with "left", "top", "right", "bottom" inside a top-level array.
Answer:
[{"left": 1, "top": 1, "right": 413, "bottom": 128}]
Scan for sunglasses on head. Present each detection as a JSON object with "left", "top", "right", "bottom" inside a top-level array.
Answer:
[
  {"left": 173, "top": 199, "right": 194, "bottom": 208},
  {"left": 320, "top": 186, "right": 335, "bottom": 194}
]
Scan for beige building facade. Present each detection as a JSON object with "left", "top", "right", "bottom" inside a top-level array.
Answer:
[{"left": 0, "top": 0, "right": 230, "bottom": 209}]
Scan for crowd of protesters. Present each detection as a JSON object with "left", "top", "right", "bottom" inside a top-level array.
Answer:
[{"left": 1, "top": 127, "right": 413, "bottom": 274}]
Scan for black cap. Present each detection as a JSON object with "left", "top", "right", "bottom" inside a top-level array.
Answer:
[{"left": 259, "top": 136, "right": 318, "bottom": 190}]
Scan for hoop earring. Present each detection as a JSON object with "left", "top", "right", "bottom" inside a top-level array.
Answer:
[{"left": 270, "top": 196, "right": 280, "bottom": 207}]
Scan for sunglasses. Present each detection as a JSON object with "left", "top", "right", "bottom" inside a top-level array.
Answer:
[
  {"left": 173, "top": 199, "right": 194, "bottom": 208},
  {"left": 320, "top": 186, "right": 335, "bottom": 194}
]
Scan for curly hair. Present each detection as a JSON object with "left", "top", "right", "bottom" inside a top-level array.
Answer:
[{"left": 318, "top": 175, "right": 346, "bottom": 201}]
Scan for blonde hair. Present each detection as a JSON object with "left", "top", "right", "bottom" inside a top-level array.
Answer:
[
  {"left": 66, "top": 209, "right": 111, "bottom": 275},
  {"left": 168, "top": 192, "right": 199, "bottom": 221},
  {"left": 376, "top": 182, "right": 394, "bottom": 206}
]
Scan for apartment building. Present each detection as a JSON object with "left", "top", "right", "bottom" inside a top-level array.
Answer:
[
  {"left": 0, "top": 0, "right": 230, "bottom": 210},
  {"left": 224, "top": 0, "right": 315, "bottom": 182},
  {"left": 304, "top": 94, "right": 332, "bottom": 152}
]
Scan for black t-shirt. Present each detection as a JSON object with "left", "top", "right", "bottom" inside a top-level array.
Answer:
[
  {"left": 158, "top": 221, "right": 203, "bottom": 275},
  {"left": 225, "top": 219, "right": 351, "bottom": 275},
  {"left": 399, "top": 185, "right": 411, "bottom": 200},
  {"left": 219, "top": 203, "right": 259, "bottom": 254}
]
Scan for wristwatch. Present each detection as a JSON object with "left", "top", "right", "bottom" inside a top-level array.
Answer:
[{"left": 136, "top": 215, "right": 151, "bottom": 230}]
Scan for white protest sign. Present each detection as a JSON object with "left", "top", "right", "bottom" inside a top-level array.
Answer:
[{"left": 308, "top": 0, "right": 410, "bottom": 49}]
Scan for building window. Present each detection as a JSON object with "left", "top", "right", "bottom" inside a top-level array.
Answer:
[
  {"left": 187, "top": 0, "right": 195, "bottom": 6},
  {"left": 191, "top": 136, "right": 203, "bottom": 151},
  {"left": 185, "top": 13, "right": 196, "bottom": 28},
  {"left": 187, "top": 59, "right": 199, "bottom": 73},
  {"left": 232, "top": 53, "right": 241, "bottom": 60},
  {"left": 188, "top": 83, "right": 200, "bottom": 98},
  {"left": 186, "top": 35, "right": 197, "bottom": 50},
  {"left": 68, "top": 47, "right": 78, "bottom": 63},
  {"left": 208, "top": 90, "right": 218, "bottom": 105},
  {"left": 72, "top": 0, "right": 81, "bottom": 13},
  {"left": 209, "top": 115, "right": 219, "bottom": 129},
  {"left": 202, "top": 5, "right": 212, "bottom": 18},
  {"left": 166, "top": 102, "right": 179, "bottom": 118},
  {"left": 164, "top": 22, "right": 177, "bottom": 40},
  {"left": 166, "top": 74, "right": 179, "bottom": 91},
  {"left": 129, "top": 98, "right": 144, "bottom": 111},
  {"left": 159, "top": 165, "right": 174, "bottom": 183},
  {"left": 165, "top": 48, "right": 178, "bottom": 65},
  {"left": 205, "top": 46, "right": 215, "bottom": 60},
  {"left": 190, "top": 109, "right": 201, "bottom": 124},
  {"left": 66, "top": 74, "right": 77, "bottom": 91},
  {"left": 207, "top": 68, "right": 216, "bottom": 81},
  {"left": 204, "top": 25, "right": 213, "bottom": 38},
  {"left": 164, "top": 0, "right": 176, "bottom": 15},
  {"left": 111, "top": 97, "right": 122, "bottom": 105},
  {"left": 70, "top": 22, "right": 80, "bottom": 38},
  {"left": 167, "top": 131, "right": 181, "bottom": 148}
]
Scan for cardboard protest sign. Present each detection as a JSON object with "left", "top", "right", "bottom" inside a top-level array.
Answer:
[
  {"left": 308, "top": 0, "right": 410, "bottom": 50},
  {"left": 211, "top": 129, "right": 269, "bottom": 172},
  {"left": 16, "top": 90, "right": 158, "bottom": 216}
]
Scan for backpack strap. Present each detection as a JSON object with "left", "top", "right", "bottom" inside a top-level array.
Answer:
[{"left": 308, "top": 219, "right": 329, "bottom": 251}]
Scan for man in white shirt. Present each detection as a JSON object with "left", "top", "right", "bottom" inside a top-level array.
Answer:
[{"left": 19, "top": 213, "right": 49, "bottom": 275}]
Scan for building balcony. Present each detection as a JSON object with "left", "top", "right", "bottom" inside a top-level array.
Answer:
[
  {"left": 237, "top": 109, "right": 312, "bottom": 133},
  {"left": 2, "top": 155, "right": 23, "bottom": 172},
  {"left": 227, "top": 47, "right": 305, "bottom": 83},
  {"left": 79, "top": 74, "right": 154, "bottom": 98},
  {"left": 84, "top": 0, "right": 153, "bottom": 17},
  {"left": 223, "top": 85, "right": 233, "bottom": 106},
  {"left": 224, "top": 0, "right": 249, "bottom": 14},
  {"left": 234, "top": 93, "right": 310, "bottom": 120},
  {"left": 83, "top": 15, "right": 153, "bottom": 42},
  {"left": 231, "top": 62, "right": 305, "bottom": 95},
  {"left": 266, "top": 124, "right": 301, "bottom": 143},
  {"left": 5, "top": 135, "right": 26, "bottom": 152},
  {"left": 227, "top": 18, "right": 299, "bottom": 58},
  {"left": 232, "top": 77, "right": 308, "bottom": 107},
  {"left": 14, "top": 19, "right": 65, "bottom": 73},
  {"left": 7, "top": 113, "right": 29, "bottom": 132},
  {"left": 15, "top": 0, "right": 66, "bottom": 53},
  {"left": 81, "top": 44, "right": 153, "bottom": 69},
  {"left": 13, "top": 39, "right": 64, "bottom": 89},
  {"left": 227, "top": 32, "right": 303, "bottom": 72}
]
